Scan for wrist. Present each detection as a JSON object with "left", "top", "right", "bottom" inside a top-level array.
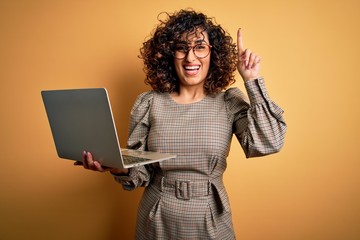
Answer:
[
  {"left": 110, "top": 168, "right": 129, "bottom": 176},
  {"left": 243, "top": 76, "right": 261, "bottom": 81}
]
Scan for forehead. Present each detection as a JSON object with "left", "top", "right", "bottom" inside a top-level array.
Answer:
[{"left": 179, "top": 29, "right": 209, "bottom": 43}]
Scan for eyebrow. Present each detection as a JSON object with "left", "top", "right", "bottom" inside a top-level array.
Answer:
[
  {"left": 194, "top": 39, "right": 206, "bottom": 44},
  {"left": 176, "top": 39, "right": 207, "bottom": 45}
]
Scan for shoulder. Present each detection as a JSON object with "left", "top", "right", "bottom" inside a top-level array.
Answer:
[
  {"left": 222, "top": 87, "right": 250, "bottom": 118},
  {"left": 135, "top": 90, "right": 155, "bottom": 102},
  {"left": 131, "top": 90, "right": 155, "bottom": 114},
  {"left": 223, "top": 87, "right": 249, "bottom": 105},
  {"left": 135, "top": 90, "right": 157, "bottom": 104}
]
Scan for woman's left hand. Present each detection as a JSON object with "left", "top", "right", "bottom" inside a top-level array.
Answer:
[{"left": 237, "top": 28, "right": 261, "bottom": 81}]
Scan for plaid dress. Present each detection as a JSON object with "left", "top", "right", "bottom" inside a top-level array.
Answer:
[{"left": 114, "top": 78, "right": 286, "bottom": 239}]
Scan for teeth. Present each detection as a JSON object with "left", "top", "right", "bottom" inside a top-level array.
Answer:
[{"left": 184, "top": 66, "right": 200, "bottom": 70}]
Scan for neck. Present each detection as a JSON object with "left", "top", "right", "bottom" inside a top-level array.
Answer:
[{"left": 170, "top": 86, "right": 206, "bottom": 104}]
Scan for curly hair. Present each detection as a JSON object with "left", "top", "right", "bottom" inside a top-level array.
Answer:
[{"left": 139, "top": 9, "right": 238, "bottom": 95}]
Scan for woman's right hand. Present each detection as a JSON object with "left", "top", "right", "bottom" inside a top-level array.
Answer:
[
  {"left": 236, "top": 28, "right": 261, "bottom": 81},
  {"left": 74, "top": 151, "right": 129, "bottom": 175}
]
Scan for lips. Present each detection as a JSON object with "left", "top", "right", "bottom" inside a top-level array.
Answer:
[{"left": 183, "top": 65, "right": 200, "bottom": 76}]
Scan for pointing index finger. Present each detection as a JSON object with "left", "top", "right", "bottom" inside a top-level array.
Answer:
[{"left": 237, "top": 28, "right": 244, "bottom": 54}]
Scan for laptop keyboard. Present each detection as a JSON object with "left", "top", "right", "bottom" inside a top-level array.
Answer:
[{"left": 123, "top": 155, "right": 152, "bottom": 165}]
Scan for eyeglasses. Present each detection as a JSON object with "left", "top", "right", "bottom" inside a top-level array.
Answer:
[{"left": 173, "top": 43, "right": 212, "bottom": 59}]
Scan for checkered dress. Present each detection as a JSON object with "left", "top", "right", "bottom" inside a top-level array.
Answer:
[{"left": 114, "top": 78, "right": 286, "bottom": 239}]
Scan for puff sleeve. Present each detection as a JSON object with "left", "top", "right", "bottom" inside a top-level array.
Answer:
[
  {"left": 113, "top": 91, "right": 154, "bottom": 190},
  {"left": 225, "top": 78, "right": 287, "bottom": 158}
]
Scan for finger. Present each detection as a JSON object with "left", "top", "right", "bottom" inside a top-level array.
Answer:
[
  {"left": 241, "top": 48, "right": 251, "bottom": 68},
  {"left": 86, "top": 151, "right": 97, "bottom": 169},
  {"left": 237, "top": 28, "right": 245, "bottom": 55},
  {"left": 248, "top": 52, "right": 257, "bottom": 69},
  {"left": 93, "top": 161, "right": 105, "bottom": 172},
  {"left": 82, "top": 150, "right": 89, "bottom": 169},
  {"left": 251, "top": 55, "right": 261, "bottom": 68},
  {"left": 86, "top": 152, "right": 104, "bottom": 172}
]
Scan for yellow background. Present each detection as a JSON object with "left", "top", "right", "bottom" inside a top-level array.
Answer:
[{"left": 1, "top": 0, "right": 359, "bottom": 239}]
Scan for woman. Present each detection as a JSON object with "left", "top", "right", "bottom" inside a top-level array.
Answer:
[{"left": 79, "top": 9, "right": 286, "bottom": 239}]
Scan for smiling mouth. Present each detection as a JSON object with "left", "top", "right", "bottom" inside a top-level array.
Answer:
[{"left": 184, "top": 65, "right": 200, "bottom": 71}]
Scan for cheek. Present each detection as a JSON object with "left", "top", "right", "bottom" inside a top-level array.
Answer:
[
  {"left": 174, "top": 60, "right": 182, "bottom": 74},
  {"left": 202, "top": 58, "right": 211, "bottom": 73}
]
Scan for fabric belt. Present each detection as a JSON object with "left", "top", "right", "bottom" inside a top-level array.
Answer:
[{"left": 152, "top": 175, "right": 212, "bottom": 200}]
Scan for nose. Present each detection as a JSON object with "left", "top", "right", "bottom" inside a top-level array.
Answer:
[{"left": 185, "top": 47, "right": 196, "bottom": 62}]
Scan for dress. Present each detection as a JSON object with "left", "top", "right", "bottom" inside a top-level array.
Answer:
[{"left": 114, "top": 78, "right": 286, "bottom": 239}]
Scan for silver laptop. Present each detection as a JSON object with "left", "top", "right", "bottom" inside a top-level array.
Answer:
[{"left": 41, "top": 88, "right": 176, "bottom": 168}]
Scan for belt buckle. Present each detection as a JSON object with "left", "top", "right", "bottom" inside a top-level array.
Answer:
[{"left": 175, "top": 180, "right": 191, "bottom": 200}]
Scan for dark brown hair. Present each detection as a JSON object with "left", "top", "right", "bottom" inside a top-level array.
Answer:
[{"left": 139, "top": 9, "right": 238, "bottom": 94}]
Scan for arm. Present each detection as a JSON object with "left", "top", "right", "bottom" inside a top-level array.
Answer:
[
  {"left": 74, "top": 151, "right": 129, "bottom": 175},
  {"left": 234, "top": 29, "right": 286, "bottom": 157},
  {"left": 74, "top": 92, "right": 155, "bottom": 190},
  {"left": 74, "top": 151, "right": 151, "bottom": 190},
  {"left": 112, "top": 91, "right": 155, "bottom": 190},
  {"left": 237, "top": 79, "right": 286, "bottom": 157}
]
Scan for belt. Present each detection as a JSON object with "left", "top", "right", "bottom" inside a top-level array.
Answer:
[{"left": 152, "top": 175, "right": 212, "bottom": 200}]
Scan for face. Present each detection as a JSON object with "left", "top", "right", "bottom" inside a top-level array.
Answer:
[{"left": 173, "top": 30, "right": 211, "bottom": 90}]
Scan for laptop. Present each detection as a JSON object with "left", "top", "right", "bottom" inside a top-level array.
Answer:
[{"left": 41, "top": 88, "right": 176, "bottom": 168}]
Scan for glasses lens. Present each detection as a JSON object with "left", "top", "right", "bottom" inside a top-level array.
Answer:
[
  {"left": 174, "top": 44, "right": 187, "bottom": 59},
  {"left": 194, "top": 44, "right": 210, "bottom": 58}
]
